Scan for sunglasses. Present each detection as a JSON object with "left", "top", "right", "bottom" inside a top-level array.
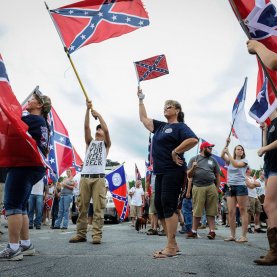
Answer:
[
  {"left": 207, "top": 147, "right": 213, "bottom": 150},
  {"left": 33, "top": 86, "right": 45, "bottom": 104},
  {"left": 164, "top": 105, "right": 174, "bottom": 110}
]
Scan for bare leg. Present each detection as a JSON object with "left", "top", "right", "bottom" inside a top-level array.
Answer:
[
  {"left": 264, "top": 176, "right": 277, "bottom": 228},
  {"left": 207, "top": 216, "right": 215, "bottom": 231},
  {"left": 227, "top": 196, "right": 237, "bottom": 238},
  {"left": 8, "top": 214, "right": 23, "bottom": 243},
  {"left": 20, "top": 215, "right": 30, "bottom": 240},
  {"left": 164, "top": 213, "right": 178, "bottom": 254},
  {"left": 192, "top": 216, "right": 201, "bottom": 232},
  {"left": 237, "top": 195, "right": 249, "bottom": 237}
]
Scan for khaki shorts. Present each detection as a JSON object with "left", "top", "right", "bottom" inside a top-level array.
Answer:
[
  {"left": 130, "top": 205, "right": 142, "bottom": 218},
  {"left": 149, "top": 192, "right": 157, "bottom": 214},
  {"left": 248, "top": 197, "right": 262, "bottom": 215},
  {"left": 192, "top": 184, "right": 218, "bottom": 217}
]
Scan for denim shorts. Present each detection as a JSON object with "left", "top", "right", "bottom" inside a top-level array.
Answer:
[
  {"left": 4, "top": 167, "right": 46, "bottom": 216},
  {"left": 225, "top": 185, "right": 248, "bottom": 197},
  {"left": 264, "top": 170, "right": 277, "bottom": 179}
]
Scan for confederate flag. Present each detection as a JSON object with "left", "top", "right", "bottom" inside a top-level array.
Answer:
[
  {"left": 134, "top": 54, "right": 169, "bottom": 83},
  {"left": 50, "top": 0, "right": 150, "bottom": 54},
  {"left": 229, "top": 0, "right": 277, "bottom": 101}
]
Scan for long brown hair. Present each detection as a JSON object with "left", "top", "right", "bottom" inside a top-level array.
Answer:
[
  {"left": 233, "top": 144, "right": 246, "bottom": 159},
  {"left": 164, "top": 100, "right": 184, "bottom": 122}
]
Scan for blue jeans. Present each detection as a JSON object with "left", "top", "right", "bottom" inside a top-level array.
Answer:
[
  {"left": 4, "top": 167, "right": 46, "bottom": 216},
  {"left": 55, "top": 195, "right": 73, "bottom": 228},
  {"left": 28, "top": 194, "right": 44, "bottom": 227},
  {"left": 181, "top": 198, "right": 192, "bottom": 232}
]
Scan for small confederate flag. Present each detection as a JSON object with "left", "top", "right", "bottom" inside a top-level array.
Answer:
[
  {"left": 134, "top": 54, "right": 169, "bottom": 83},
  {"left": 50, "top": 0, "right": 150, "bottom": 54},
  {"left": 135, "top": 163, "right": 142, "bottom": 181}
]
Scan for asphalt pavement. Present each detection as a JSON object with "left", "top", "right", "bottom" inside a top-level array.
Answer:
[{"left": 0, "top": 219, "right": 276, "bottom": 277}]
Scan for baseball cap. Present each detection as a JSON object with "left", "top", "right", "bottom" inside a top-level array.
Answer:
[{"left": 200, "top": 141, "right": 215, "bottom": 150}]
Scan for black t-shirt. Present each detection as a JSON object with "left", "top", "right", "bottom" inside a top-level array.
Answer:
[
  {"left": 0, "top": 168, "right": 7, "bottom": 183},
  {"left": 264, "top": 117, "right": 277, "bottom": 172},
  {"left": 152, "top": 120, "right": 198, "bottom": 174},
  {"left": 22, "top": 114, "right": 48, "bottom": 156}
]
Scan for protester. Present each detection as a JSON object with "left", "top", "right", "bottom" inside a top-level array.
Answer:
[
  {"left": 0, "top": 168, "right": 7, "bottom": 238},
  {"left": 186, "top": 141, "right": 220, "bottom": 240},
  {"left": 69, "top": 101, "right": 111, "bottom": 244},
  {"left": 247, "top": 40, "right": 277, "bottom": 265},
  {"left": 0, "top": 88, "right": 51, "bottom": 261},
  {"left": 245, "top": 167, "right": 265, "bottom": 234},
  {"left": 137, "top": 88, "right": 198, "bottom": 258},
  {"left": 129, "top": 180, "right": 145, "bottom": 227},
  {"left": 53, "top": 168, "right": 75, "bottom": 230},
  {"left": 28, "top": 177, "right": 47, "bottom": 230},
  {"left": 256, "top": 170, "right": 267, "bottom": 226},
  {"left": 221, "top": 139, "right": 249, "bottom": 243},
  {"left": 50, "top": 182, "right": 61, "bottom": 229}
]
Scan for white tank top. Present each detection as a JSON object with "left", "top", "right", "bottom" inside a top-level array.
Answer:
[{"left": 82, "top": 140, "right": 106, "bottom": 174}]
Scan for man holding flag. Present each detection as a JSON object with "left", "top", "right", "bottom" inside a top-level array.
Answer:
[{"left": 69, "top": 101, "right": 111, "bottom": 245}]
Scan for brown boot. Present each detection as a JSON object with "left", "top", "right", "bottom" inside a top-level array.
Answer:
[{"left": 254, "top": 227, "right": 277, "bottom": 265}]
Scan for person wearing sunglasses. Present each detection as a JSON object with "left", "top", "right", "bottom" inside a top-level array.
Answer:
[
  {"left": 0, "top": 86, "right": 51, "bottom": 261},
  {"left": 137, "top": 88, "right": 198, "bottom": 258},
  {"left": 186, "top": 141, "right": 220, "bottom": 240}
]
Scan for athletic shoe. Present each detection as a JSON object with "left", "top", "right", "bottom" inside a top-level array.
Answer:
[
  {"left": 186, "top": 231, "right": 197, "bottom": 239},
  {"left": 69, "top": 235, "right": 87, "bottom": 243},
  {"left": 0, "top": 244, "right": 23, "bottom": 261},
  {"left": 20, "top": 242, "right": 35, "bottom": 256},
  {"left": 248, "top": 227, "right": 254, "bottom": 234},
  {"left": 254, "top": 228, "right": 266, "bottom": 233},
  {"left": 207, "top": 231, "right": 216, "bottom": 240}
]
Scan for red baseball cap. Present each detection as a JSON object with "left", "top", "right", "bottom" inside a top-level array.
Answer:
[{"left": 200, "top": 141, "right": 215, "bottom": 150}]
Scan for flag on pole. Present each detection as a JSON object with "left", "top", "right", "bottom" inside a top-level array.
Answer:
[
  {"left": 50, "top": 0, "right": 150, "bottom": 54},
  {"left": 249, "top": 77, "right": 277, "bottom": 123},
  {"left": 232, "top": 78, "right": 261, "bottom": 149},
  {"left": 0, "top": 54, "right": 49, "bottom": 168},
  {"left": 135, "top": 163, "right": 141, "bottom": 181},
  {"left": 105, "top": 164, "right": 129, "bottom": 221},
  {"left": 145, "top": 132, "right": 153, "bottom": 196},
  {"left": 134, "top": 54, "right": 169, "bottom": 83},
  {"left": 229, "top": 0, "right": 277, "bottom": 99}
]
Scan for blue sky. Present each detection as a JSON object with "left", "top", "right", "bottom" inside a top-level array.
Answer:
[{"left": 0, "top": 0, "right": 270, "bottom": 180}]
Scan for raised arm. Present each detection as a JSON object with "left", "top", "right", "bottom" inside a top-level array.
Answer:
[
  {"left": 137, "top": 87, "right": 154, "bottom": 132},
  {"left": 84, "top": 101, "right": 93, "bottom": 146},
  {"left": 247, "top": 40, "right": 277, "bottom": 71},
  {"left": 91, "top": 109, "right": 111, "bottom": 155}
]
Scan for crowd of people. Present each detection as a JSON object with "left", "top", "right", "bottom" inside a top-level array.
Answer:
[{"left": 0, "top": 39, "right": 276, "bottom": 267}]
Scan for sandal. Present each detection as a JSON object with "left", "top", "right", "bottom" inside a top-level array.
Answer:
[
  {"left": 224, "top": 236, "right": 236, "bottom": 242},
  {"left": 153, "top": 250, "right": 177, "bottom": 259},
  {"left": 236, "top": 236, "right": 248, "bottom": 243}
]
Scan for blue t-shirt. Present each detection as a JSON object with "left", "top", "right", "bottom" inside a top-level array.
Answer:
[
  {"left": 152, "top": 120, "right": 198, "bottom": 174},
  {"left": 22, "top": 114, "right": 48, "bottom": 156}
]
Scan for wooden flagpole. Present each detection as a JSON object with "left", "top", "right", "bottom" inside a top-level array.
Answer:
[
  {"left": 45, "top": 2, "right": 91, "bottom": 104},
  {"left": 229, "top": 0, "right": 277, "bottom": 97}
]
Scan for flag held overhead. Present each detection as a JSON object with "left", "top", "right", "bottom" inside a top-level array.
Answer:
[
  {"left": 49, "top": 0, "right": 150, "bottom": 54},
  {"left": 134, "top": 54, "right": 169, "bottom": 83}
]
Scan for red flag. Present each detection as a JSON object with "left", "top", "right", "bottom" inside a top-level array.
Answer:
[
  {"left": 229, "top": 0, "right": 277, "bottom": 100},
  {"left": 134, "top": 54, "right": 169, "bottom": 82},
  {"left": 0, "top": 55, "right": 46, "bottom": 167},
  {"left": 50, "top": 0, "right": 150, "bottom": 54}
]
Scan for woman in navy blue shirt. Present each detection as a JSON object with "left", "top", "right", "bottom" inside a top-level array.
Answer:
[
  {"left": 0, "top": 87, "right": 51, "bottom": 261},
  {"left": 138, "top": 88, "right": 198, "bottom": 258}
]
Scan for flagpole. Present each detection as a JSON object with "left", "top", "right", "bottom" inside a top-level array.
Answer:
[
  {"left": 229, "top": 0, "right": 277, "bottom": 97},
  {"left": 44, "top": 2, "right": 91, "bottom": 104}
]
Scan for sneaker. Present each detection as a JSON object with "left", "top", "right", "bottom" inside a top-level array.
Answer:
[
  {"left": 69, "top": 235, "right": 87, "bottom": 243},
  {"left": 35, "top": 225, "right": 41, "bottom": 230},
  {"left": 20, "top": 242, "right": 35, "bottom": 256},
  {"left": 147, "top": 229, "right": 158, "bottom": 235},
  {"left": 0, "top": 244, "right": 23, "bottom": 261},
  {"left": 52, "top": 226, "right": 60, "bottom": 229},
  {"left": 158, "top": 230, "right": 166, "bottom": 236},
  {"left": 254, "top": 228, "right": 266, "bottom": 233},
  {"left": 92, "top": 239, "right": 101, "bottom": 244},
  {"left": 248, "top": 227, "right": 254, "bottom": 234},
  {"left": 207, "top": 231, "right": 216, "bottom": 240},
  {"left": 186, "top": 231, "right": 198, "bottom": 239},
  {"left": 61, "top": 227, "right": 68, "bottom": 230},
  {"left": 29, "top": 225, "right": 33, "bottom": 230},
  {"left": 198, "top": 225, "right": 206, "bottom": 229}
]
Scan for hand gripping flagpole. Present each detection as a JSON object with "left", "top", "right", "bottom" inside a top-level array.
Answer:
[
  {"left": 229, "top": 0, "right": 277, "bottom": 98},
  {"left": 45, "top": 2, "right": 93, "bottom": 109}
]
